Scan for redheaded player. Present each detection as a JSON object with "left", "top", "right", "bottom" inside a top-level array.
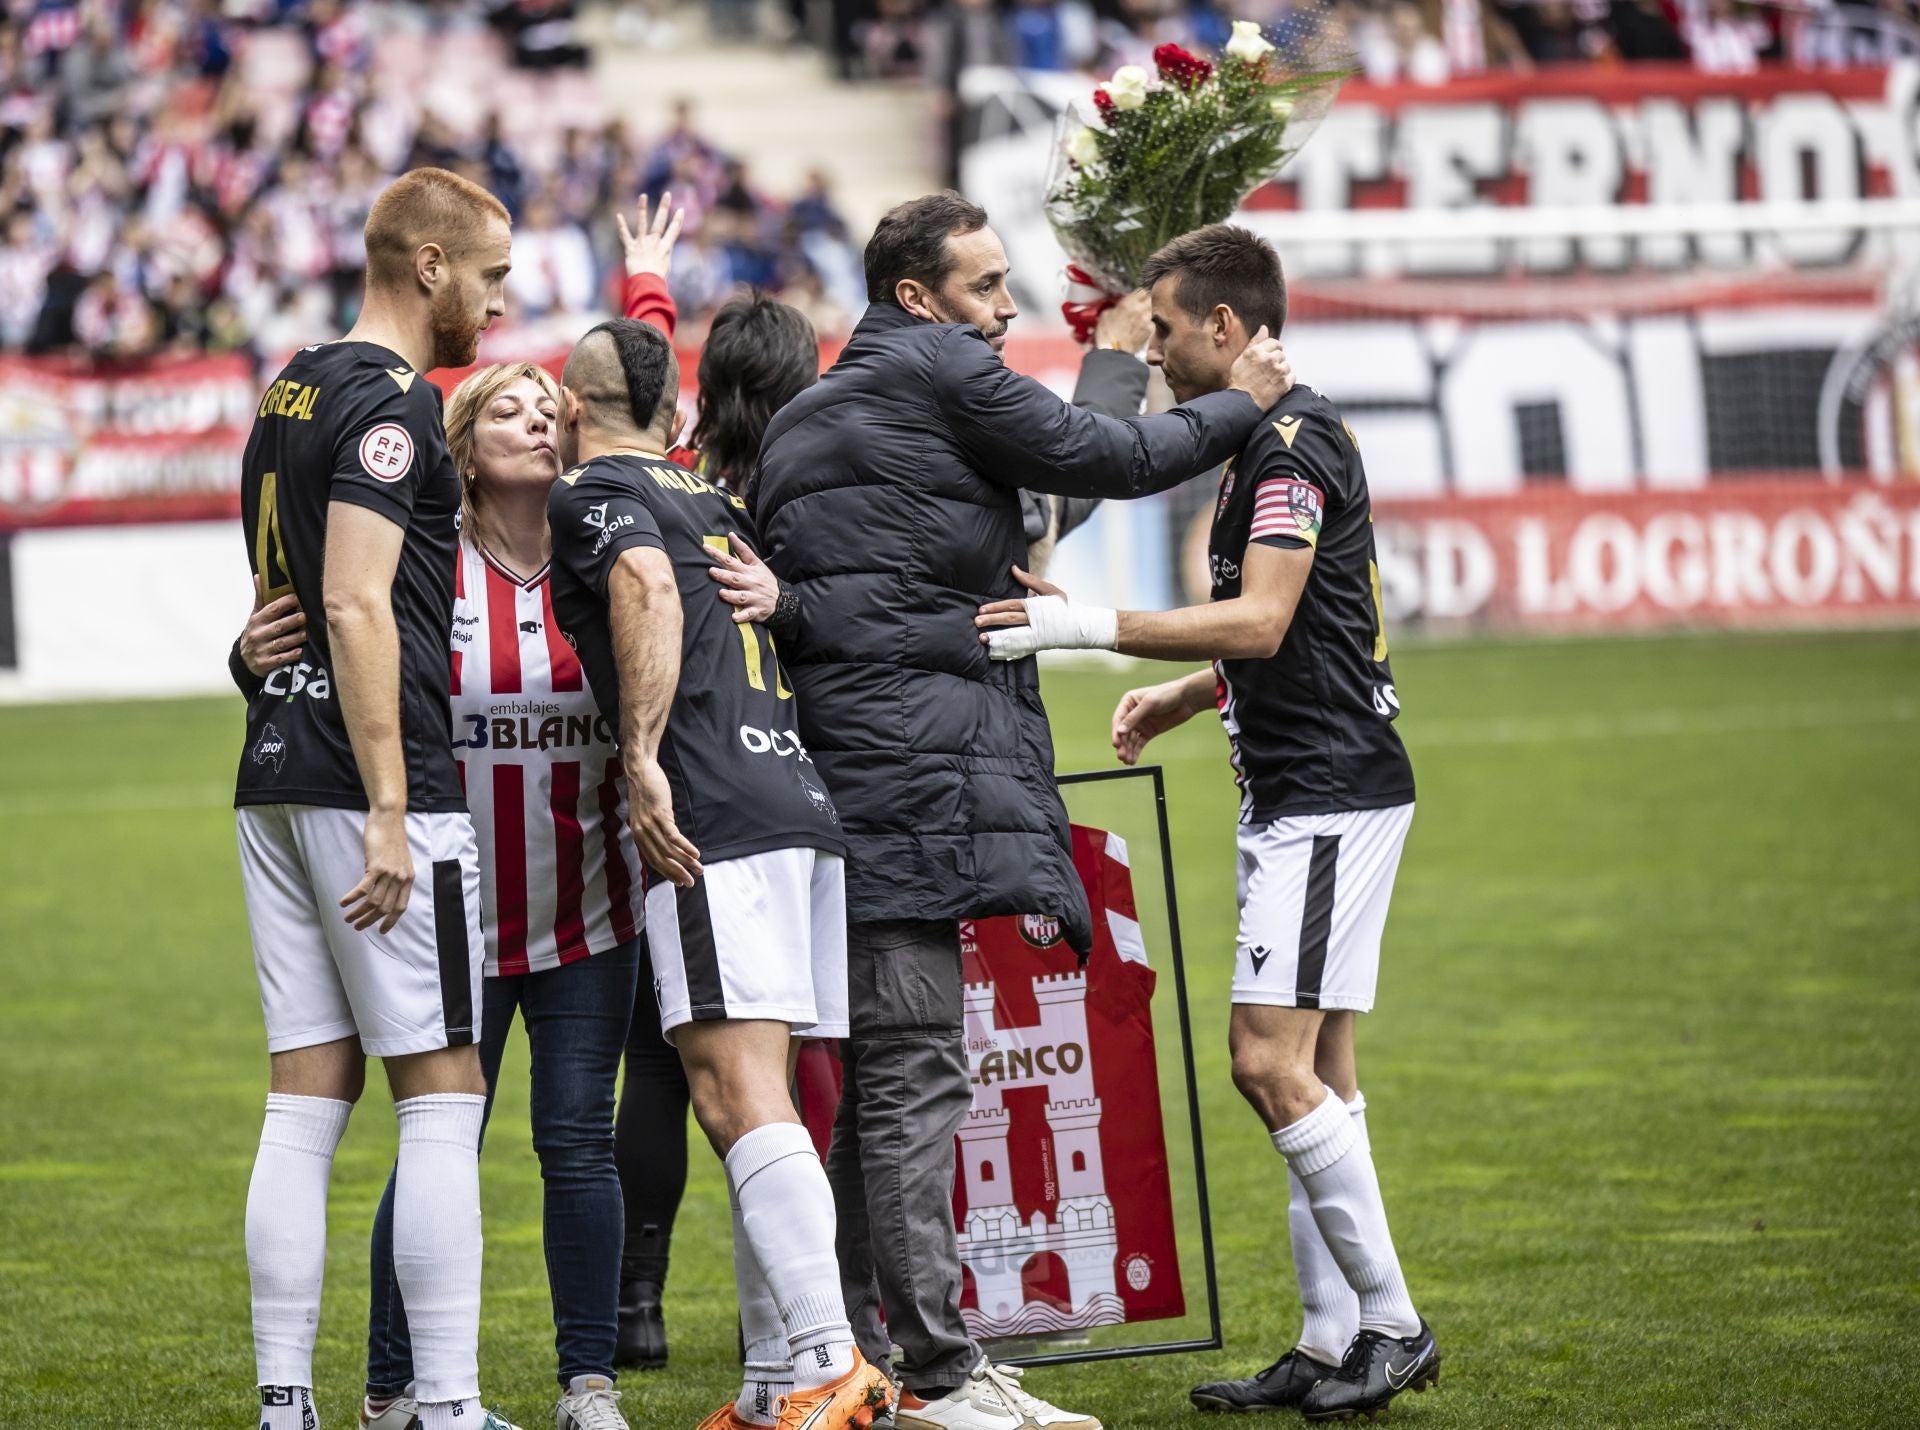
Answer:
[
  {"left": 231, "top": 167, "right": 516, "bottom": 1430},
  {"left": 977, "top": 226, "right": 1441, "bottom": 1424}
]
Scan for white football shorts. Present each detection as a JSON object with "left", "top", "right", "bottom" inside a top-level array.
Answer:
[
  {"left": 236, "top": 805, "right": 485, "bottom": 1057},
  {"left": 1231, "top": 802, "right": 1415, "bottom": 1014},
  {"left": 646, "top": 846, "right": 849, "bottom": 1043}
]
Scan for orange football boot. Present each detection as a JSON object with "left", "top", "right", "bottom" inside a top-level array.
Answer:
[{"left": 774, "top": 1350, "right": 896, "bottom": 1430}]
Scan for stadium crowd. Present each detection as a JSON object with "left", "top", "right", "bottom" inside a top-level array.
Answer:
[
  {"left": 832, "top": 0, "right": 1920, "bottom": 90},
  {"left": 0, "top": 0, "right": 866, "bottom": 361}
]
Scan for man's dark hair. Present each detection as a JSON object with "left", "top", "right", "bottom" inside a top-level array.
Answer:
[
  {"left": 575, "top": 317, "right": 677, "bottom": 431},
  {"left": 694, "top": 292, "right": 819, "bottom": 492},
  {"left": 1140, "top": 224, "right": 1287, "bottom": 337},
  {"left": 863, "top": 190, "right": 989, "bottom": 306}
]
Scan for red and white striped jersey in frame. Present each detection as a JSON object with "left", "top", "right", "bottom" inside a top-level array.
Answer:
[{"left": 450, "top": 535, "right": 644, "bottom": 977}]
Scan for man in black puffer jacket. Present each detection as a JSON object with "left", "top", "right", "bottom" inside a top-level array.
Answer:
[{"left": 753, "top": 192, "right": 1292, "bottom": 1429}]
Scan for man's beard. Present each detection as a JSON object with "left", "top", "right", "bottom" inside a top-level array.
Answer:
[
  {"left": 929, "top": 296, "right": 1007, "bottom": 352},
  {"left": 428, "top": 278, "right": 481, "bottom": 369}
]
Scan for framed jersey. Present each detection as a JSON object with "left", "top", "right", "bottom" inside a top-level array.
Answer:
[
  {"left": 972, "top": 765, "right": 1222, "bottom": 1369},
  {"left": 793, "top": 766, "right": 1222, "bottom": 1367}
]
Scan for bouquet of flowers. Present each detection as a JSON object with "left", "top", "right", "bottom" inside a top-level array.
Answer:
[{"left": 1047, "top": 19, "right": 1357, "bottom": 341}]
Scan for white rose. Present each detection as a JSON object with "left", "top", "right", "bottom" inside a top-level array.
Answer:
[
  {"left": 1225, "top": 19, "right": 1276, "bottom": 63},
  {"left": 1066, "top": 126, "right": 1103, "bottom": 168},
  {"left": 1107, "top": 65, "right": 1150, "bottom": 110},
  {"left": 1270, "top": 96, "right": 1294, "bottom": 122}
]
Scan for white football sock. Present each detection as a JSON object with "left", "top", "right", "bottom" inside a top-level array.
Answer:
[
  {"left": 1286, "top": 1092, "right": 1369, "bottom": 1363},
  {"left": 726, "top": 1121, "right": 856, "bottom": 1392},
  {"left": 257, "top": 1385, "right": 319, "bottom": 1430},
  {"left": 1270, "top": 1086, "right": 1420, "bottom": 1340},
  {"left": 732, "top": 1189, "right": 794, "bottom": 1426},
  {"left": 417, "top": 1399, "right": 483, "bottom": 1430},
  {"left": 247, "top": 1094, "right": 352, "bottom": 1391},
  {"left": 392, "top": 1094, "right": 487, "bottom": 1409}
]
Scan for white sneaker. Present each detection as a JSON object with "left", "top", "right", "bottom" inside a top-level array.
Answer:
[
  {"left": 894, "top": 1360, "right": 1101, "bottom": 1430},
  {"left": 481, "top": 1410, "right": 527, "bottom": 1430},
  {"left": 360, "top": 1394, "right": 419, "bottom": 1429},
  {"left": 556, "top": 1375, "right": 630, "bottom": 1430}
]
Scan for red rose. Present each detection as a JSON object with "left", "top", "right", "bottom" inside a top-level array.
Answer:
[
  {"left": 1092, "top": 85, "right": 1116, "bottom": 116},
  {"left": 1153, "top": 42, "right": 1213, "bottom": 90}
]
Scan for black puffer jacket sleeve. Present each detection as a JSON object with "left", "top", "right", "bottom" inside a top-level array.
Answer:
[{"left": 933, "top": 325, "right": 1258, "bottom": 500}]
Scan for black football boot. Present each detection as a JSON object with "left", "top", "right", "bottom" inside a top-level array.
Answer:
[
  {"left": 1299, "top": 1321, "right": 1440, "bottom": 1422},
  {"left": 613, "top": 1274, "right": 667, "bottom": 1370},
  {"left": 1190, "top": 1348, "right": 1340, "bottom": 1412}
]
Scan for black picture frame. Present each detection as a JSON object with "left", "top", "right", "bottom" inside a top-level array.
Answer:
[{"left": 992, "top": 764, "right": 1223, "bottom": 1368}]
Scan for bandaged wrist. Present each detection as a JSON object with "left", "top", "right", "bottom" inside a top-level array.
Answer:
[{"left": 1026, "top": 595, "right": 1118, "bottom": 652}]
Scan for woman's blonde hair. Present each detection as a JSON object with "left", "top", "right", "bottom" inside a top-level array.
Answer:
[{"left": 443, "top": 361, "right": 563, "bottom": 535}]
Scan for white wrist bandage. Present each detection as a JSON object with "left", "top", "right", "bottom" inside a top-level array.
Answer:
[{"left": 987, "top": 595, "right": 1119, "bottom": 661}]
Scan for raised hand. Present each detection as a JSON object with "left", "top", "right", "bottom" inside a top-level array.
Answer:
[{"left": 617, "top": 191, "right": 686, "bottom": 280}]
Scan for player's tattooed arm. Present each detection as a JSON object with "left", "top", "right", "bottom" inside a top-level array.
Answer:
[
  {"left": 324, "top": 501, "right": 414, "bottom": 934},
  {"left": 608, "top": 545, "right": 703, "bottom": 888}
]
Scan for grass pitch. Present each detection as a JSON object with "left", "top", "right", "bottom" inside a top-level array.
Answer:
[{"left": 1, "top": 630, "right": 1917, "bottom": 1428}]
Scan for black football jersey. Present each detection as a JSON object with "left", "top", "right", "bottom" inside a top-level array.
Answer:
[
  {"left": 234, "top": 341, "right": 464, "bottom": 813},
  {"left": 1207, "top": 385, "right": 1415, "bottom": 821},
  {"left": 547, "top": 453, "right": 844, "bottom": 862}
]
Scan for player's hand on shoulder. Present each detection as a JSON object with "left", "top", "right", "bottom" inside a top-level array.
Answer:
[
  {"left": 340, "top": 808, "right": 413, "bottom": 934},
  {"left": 1112, "top": 679, "right": 1200, "bottom": 765},
  {"left": 618, "top": 190, "right": 685, "bottom": 280},
  {"left": 708, "top": 530, "right": 779, "bottom": 625},
  {"left": 240, "top": 577, "right": 307, "bottom": 678},
  {"left": 627, "top": 756, "right": 702, "bottom": 887},
  {"left": 1227, "top": 327, "right": 1293, "bottom": 411}
]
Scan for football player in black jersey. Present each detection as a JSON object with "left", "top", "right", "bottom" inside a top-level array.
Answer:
[
  {"left": 546, "top": 319, "right": 893, "bottom": 1430},
  {"left": 976, "top": 226, "right": 1439, "bottom": 1423},
  {"left": 231, "top": 168, "right": 521, "bottom": 1430}
]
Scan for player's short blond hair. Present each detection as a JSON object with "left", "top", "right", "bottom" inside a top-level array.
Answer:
[
  {"left": 444, "top": 362, "right": 562, "bottom": 532},
  {"left": 363, "top": 167, "right": 511, "bottom": 290}
]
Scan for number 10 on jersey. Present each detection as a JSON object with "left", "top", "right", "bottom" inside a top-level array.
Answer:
[{"left": 704, "top": 536, "right": 791, "bottom": 698}]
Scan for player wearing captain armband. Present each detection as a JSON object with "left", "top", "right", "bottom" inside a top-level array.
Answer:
[{"left": 977, "top": 225, "right": 1441, "bottom": 1425}]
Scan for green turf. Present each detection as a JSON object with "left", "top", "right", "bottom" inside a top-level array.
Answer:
[{"left": 2, "top": 630, "right": 1917, "bottom": 1428}]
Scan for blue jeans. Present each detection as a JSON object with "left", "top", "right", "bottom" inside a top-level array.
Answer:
[{"left": 366, "top": 938, "right": 642, "bottom": 1393}]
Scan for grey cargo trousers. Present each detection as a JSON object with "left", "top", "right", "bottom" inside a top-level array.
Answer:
[{"left": 825, "top": 917, "right": 982, "bottom": 1392}]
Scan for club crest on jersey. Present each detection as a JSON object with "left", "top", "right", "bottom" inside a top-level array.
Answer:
[
  {"left": 1018, "top": 913, "right": 1063, "bottom": 948},
  {"left": 1215, "top": 459, "right": 1238, "bottom": 519},
  {"left": 358, "top": 423, "right": 413, "bottom": 482},
  {"left": 251, "top": 722, "right": 288, "bottom": 774},
  {"left": 1287, "top": 482, "right": 1323, "bottom": 544}
]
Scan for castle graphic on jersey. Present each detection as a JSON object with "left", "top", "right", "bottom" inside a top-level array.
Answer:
[{"left": 955, "top": 969, "right": 1122, "bottom": 1338}]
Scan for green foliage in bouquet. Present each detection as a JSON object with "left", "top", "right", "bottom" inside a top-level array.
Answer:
[{"left": 1046, "top": 21, "right": 1356, "bottom": 294}]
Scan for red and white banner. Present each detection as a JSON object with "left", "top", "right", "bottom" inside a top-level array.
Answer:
[
  {"left": 1369, "top": 480, "right": 1920, "bottom": 631},
  {"left": 955, "top": 824, "right": 1185, "bottom": 1337},
  {"left": 0, "top": 354, "right": 256, "bottom": 529}
]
